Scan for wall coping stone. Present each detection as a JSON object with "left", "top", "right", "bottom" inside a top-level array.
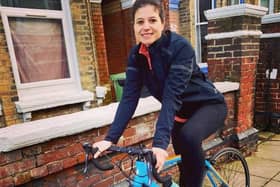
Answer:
[
  {"left": 204, "top": 3, "right": 268, "bottom": 21},
  {"left": 205, "top": 30, "right": 262, "bottom": 40},
  {"left": 0, "top": 82, "right": 239, "bottom": 152},
  {"left": 261, "top": 32, "right": 280, "bottom": 38},
  {"left": 262, "top": 13, "right": 280, "bottom": 24}
]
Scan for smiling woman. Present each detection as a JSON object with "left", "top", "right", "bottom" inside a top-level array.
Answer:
[
  {"left": 92, "top": 0, "right": 228, "bottom": 186},
  {"left": 133, "top": 2, "right": 164, "bottom": 46}
]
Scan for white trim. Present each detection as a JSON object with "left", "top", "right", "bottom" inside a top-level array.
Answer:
[
  {"left": 213, "top": 82, "right": 239, "bottom": 93},
  {"left": 90, "top": 0, "right": 102, "bottom": 3},
  {"left": 205, "top": 30, "right": 262, "bottom": 40},
  {"left": 261, "top": 32, "right": 280, "bottom": 38},
  {"left": 269, "top": 0, "right": 274, "bottom": 14},
  {"left": 262, "top": 13, "right": 280, "bottom": 24},
  {"left": 204, "top": 3, "right": 268, "bottom": 20},
  {"left": 121, "top": 0, "right": 135, "bottom": 10},
  {"left": 15, "top": 90, "right": 94, "bottom": 113}
]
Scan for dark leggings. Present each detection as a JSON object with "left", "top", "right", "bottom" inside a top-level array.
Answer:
[{"left": 171, "top": 102, "right": 227, "bottom": 187}]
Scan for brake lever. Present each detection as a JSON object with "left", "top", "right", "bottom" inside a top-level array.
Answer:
[
  {"left": 83, "top": 151, "right": 89, "bottom": 174},
  {"left": 82, "top": 142, "right": 92, "bottom": 174}
]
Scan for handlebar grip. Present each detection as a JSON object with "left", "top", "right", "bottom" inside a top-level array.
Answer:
[
  {"left": 148, "top": 152, "right": 173, "bottom": 185},
  {"left": 82, "top": 142, "right": 114, "bottom": 171}
]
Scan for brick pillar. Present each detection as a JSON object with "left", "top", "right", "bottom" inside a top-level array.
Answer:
[{"left": 205, "top": 4, "right": 267, "bottom": 153}]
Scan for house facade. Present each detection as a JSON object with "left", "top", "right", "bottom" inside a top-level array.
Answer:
[{"left": 0, "top": 0, "right": 279, "bottom": 186}]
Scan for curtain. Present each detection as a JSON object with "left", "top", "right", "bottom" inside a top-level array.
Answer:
[{"left": 9, "top": 17, "right": 69, "bottom": 83}]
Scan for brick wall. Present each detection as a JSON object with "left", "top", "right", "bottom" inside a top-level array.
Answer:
[
  {"left": 0, "top": 91, "right": 237, "bottom": 186},
  {"left": 102, "top": 0, "right": 127, "bottom": 75},
  {"left": 169, "top": 10, "right": 180, "bottom": 33},
  {"left": 91, "top": 3, "right": 110, "bottom": 86},
  {"left": 255, "top": 21, "right": 280, "bottom": 132},
  {"left": 207, "top": 16, "right": 261, "bottom": 82},
  {"left": 0, "top": 13, "right": 21, "bottom": 126},
  {"left": 178, "top": 0, "right": 195, "bottom": 46},
  {"left": 70, "top": 0, "right": 96, "bottom": 93}
]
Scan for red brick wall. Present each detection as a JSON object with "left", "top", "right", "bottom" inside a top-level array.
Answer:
[
  {"left": 255, "top": 21, "right": 280, "bottom": 131},
  {"left": 91, "top": 3, "right": 110, "bottom": 85},
  {"left": 102, "top": 0, "right": 128, "bottom": 74},
  {"left": 0, "top": 91, "right": 237, "bottom": 186}
]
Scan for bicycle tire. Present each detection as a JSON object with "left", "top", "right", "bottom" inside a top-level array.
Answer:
[{"left": 203, "top": 147, "right": 250, "bottom": 187}]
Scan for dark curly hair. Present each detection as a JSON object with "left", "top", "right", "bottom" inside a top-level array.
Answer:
[{"left": 132, "top": 0, "right": 165, "bottom": 23}]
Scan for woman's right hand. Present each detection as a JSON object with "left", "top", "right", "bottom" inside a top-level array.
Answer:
[{"left": 92, "top": 140, "right": 112, "bottom": 158}]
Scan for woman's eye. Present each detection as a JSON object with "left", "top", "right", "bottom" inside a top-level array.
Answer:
[
  {"left": 136, "top": 20, "right": 144, "bottom": 25},
  {"left": 149, "top": 19, "right": 157, "bottom": 23}
]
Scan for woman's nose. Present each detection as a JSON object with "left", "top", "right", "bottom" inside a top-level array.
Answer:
[{"left": 142, "top": 21, "right": 150, "bottom": 29}]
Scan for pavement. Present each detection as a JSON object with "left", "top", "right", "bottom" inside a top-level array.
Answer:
[{"left": 246, "top": 131, "right": 280, "bottom": 187}]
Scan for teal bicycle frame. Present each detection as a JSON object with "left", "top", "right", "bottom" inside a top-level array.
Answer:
[{"left": 131, "top": 155, "right": 229, "bottom": 187}]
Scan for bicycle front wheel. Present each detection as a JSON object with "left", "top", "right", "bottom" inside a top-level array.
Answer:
[{"left": 205, "top": 147, "right": 250, "bottom": 187}]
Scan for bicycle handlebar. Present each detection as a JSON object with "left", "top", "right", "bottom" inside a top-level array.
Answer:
[{"left": 82, "top": 142, "right": 172, "bottom": 185}]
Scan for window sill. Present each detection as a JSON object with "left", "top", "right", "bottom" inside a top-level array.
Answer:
[
  {"left": 0, "top": 82, "right": 239, "bottom": 152},
  {"left": 262, "top": 13, "right": 280, "bottom": 24},
  {"left": 15, "top": 90, "right": 94, "bottom": 114}
]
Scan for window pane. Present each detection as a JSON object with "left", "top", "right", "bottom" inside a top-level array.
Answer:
[
  {"left": 261, "top": 0, "right": 269, "bottom": 7},
  {"left": 0, "top": 0, "right": 61, "bottom": 10},
  {"left": 9, "top": 17, "right": 70, "bottom": 83},
  {"left": 226, "top": 0, "right": 237, "bottom": 5},
  {"left": 199, "top": 0, "right": 211, "bottom": 22},
  {"left": 200, "top": 24, "right": 208, "bottom": 63}
]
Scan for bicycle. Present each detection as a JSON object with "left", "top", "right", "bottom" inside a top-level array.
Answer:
[{"left": 82, "top": 142, "right": 250, "bottom": 187}]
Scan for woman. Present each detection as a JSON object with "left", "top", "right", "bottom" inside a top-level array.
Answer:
[{"left": 93, "top": 0, "right": 227, "bottom": 186}]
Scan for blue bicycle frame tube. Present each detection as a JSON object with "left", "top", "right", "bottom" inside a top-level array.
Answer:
[
  {"left": 133, "top": 160, "right": 179, "bottom": 187},
  {"left": 133, "top": 160, "right": 158, "bottom": 187},
  {"left": 205, "top": 160, "right": 229, "bottom": 187}
]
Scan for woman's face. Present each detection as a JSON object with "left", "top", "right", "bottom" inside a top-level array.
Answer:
[{"left": 134, "top": 5, "right": 164, "bottom": 47}]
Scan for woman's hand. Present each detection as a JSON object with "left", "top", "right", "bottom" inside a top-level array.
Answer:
[
  {"left": 152, "top": 147, "right": 168, "bottom": 173},
  {"left": 92, "top": 140, "right": 112, "bottom": 158}
]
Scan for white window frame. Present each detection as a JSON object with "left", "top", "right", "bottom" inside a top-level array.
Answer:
[
  {"left": 259, "top": 0, "right": 275, "bottom": 14},
  {"left": 195, "top": 0, "right": 213, "bottom": 63},
  {"left": 0, "top": 0, "right": 93, "bottom": 116}
]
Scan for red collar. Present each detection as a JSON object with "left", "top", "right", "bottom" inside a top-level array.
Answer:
[{"left": 139, "top": 44, "right": 152, "bottom": 70}]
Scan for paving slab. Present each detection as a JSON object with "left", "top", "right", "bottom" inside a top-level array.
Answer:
[
  {"left": 254, "top": 142, "right": 280, "bottom": 161},
  {"left": 271, "top": 134, "right": 280, "bottom": 141},
  {"left": 245, "top": 156, "right": 280, "bottom": 179},
  {"left": 249, "top": 175, "right": 269, "bottom": 187},
  {"left": 264, "top": 179, "right": 280, "bottom": 187},
  {"left": 273, "top": 173, "right": 280, "bottom": 181}
]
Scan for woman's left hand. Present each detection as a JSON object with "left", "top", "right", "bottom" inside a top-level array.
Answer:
[{"left": 152, "top": 147, "right": 168, "bottom": 173}]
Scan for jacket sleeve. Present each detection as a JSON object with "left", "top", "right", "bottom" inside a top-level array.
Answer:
[
  {"left": 152, "top": 40, "right": 196, "bottom": 149},
  {"left": 105, "top": 49, "right": 143, "bottom": 144}
]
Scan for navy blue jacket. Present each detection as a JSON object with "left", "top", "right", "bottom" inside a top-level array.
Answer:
[{"left": 105, "top": 31, "right": 225, "bottom": 149}]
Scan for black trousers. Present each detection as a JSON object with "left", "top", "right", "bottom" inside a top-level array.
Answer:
[{"left": 171, "top": 102, "right": 227, "bottom": 187}]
